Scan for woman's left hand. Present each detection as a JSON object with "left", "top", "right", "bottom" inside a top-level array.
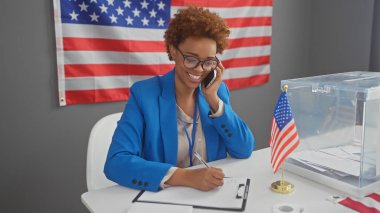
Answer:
[{"left": 202, "top": 62, "right": 224, "bottom": 112}]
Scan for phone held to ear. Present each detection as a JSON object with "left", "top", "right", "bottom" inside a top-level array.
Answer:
[{"left": 203, "top": 69, "right": 217, "bottom": 89}]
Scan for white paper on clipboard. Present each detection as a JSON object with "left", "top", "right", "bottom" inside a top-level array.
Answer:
[{"left": 133, "top": 177, "right": 250, "bottom": 211}]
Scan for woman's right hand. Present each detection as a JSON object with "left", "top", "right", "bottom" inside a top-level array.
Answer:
[{"left": 166, "top": 167, "right": 225, "bottom": 191}]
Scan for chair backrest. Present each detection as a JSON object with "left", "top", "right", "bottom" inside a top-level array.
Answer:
[{"left": 86, "top": 112, "right": 122, "bottom": 191}]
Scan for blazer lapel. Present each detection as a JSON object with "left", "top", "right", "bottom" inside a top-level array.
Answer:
[
  {"left": 198, "top": 88, "right": 218, "bottom": 161},
  {"left": 159, "top": 71, "right": 178, "bottom": 165}
]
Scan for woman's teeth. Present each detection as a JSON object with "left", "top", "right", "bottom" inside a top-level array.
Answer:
[{"left": 188, "top": 73, "right": 201, "bottom": 80}]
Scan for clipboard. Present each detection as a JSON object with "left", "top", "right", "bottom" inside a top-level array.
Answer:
[{"left": 133, "top": 177, "right": 251, "bottom": 212}]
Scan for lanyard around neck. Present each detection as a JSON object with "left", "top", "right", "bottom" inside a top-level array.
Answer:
[{"left": 178, "top": 95, "right": 198, "bottom": 167}]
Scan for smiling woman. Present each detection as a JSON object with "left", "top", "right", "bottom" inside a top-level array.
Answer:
[{"left": 104, "top": 6, "right": 255, "bottom": 192}]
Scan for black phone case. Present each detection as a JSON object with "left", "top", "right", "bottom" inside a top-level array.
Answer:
[{"left": 203, "top": 69, "right": 217, "bottom": 88}]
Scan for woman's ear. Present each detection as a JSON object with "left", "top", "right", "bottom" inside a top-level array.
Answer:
[{"left": 169, "top": 45, "right": 176, "bottom": 59}]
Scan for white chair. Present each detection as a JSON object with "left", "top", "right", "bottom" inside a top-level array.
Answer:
[{"left": 86, "top": 112, "right": 122, "bottom": 191}]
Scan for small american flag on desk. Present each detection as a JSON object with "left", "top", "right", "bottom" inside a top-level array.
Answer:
[
  {"left": 53, "top": 0, "right": 272, "bottom": 105},
  {"left": 269, "top": 91, "right": 300, "bottom": 173}
]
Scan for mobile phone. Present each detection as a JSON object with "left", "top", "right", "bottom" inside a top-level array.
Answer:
[{"left": 203, "top": 69, "right": 217, "bottom": 88}]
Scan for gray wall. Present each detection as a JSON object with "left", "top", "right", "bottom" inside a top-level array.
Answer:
[
  {"left": 0, "top": 0, "right": 376, "bottom": 212},
  {"left": 370, "top": 0, "right": 380, "bottom": 71},
  {"left": 309, "top": 0, "right": 374, "bottom": 74},
  {"left": 232, "top": 0, "right": 312, "bottom": 150}
]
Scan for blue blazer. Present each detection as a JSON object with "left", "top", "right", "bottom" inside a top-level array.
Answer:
[{"left": 104, "top": 70, "right": 255, "bottom": 192}]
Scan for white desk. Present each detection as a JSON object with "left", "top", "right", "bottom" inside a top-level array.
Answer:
[{"left": 81, "top": 148, "right": 354, "bottom": 212}]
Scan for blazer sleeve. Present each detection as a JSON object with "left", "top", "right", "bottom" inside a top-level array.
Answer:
[
  {"left": 209, "top": 83, "right": 255, "bottom": 158},
  {"left": 104, "top": 84, "right": 172, "bottom": 192}
]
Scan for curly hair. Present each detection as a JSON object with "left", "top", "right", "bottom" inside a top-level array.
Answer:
[{"left": 164, "top": 6, "right": 230, "bottom": 60}]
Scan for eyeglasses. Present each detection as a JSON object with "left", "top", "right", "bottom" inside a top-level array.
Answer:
[{"left": 176, "top": 47, "right": 219, "bottom": 72}]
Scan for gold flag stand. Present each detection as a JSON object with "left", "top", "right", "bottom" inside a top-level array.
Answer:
[
  {"left": 271, "top": 84, "right": 295, "bottom": 194},
  {"left": 271, "top": 162, "right": 294, "bottom": 193}
]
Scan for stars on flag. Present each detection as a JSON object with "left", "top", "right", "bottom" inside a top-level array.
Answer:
[
  {"left": 123, "top": 0, "right": 131, "bottom": 8},
  {"left": 157, "top": 17, "right": 164, "bottom": 26},
  {"left": 274, "top": 92, "right": 293, "bottom": 129},
  {"left": 132, "top": 8, "right": 141, "bottom": 17},
  {"left": 140, "top": 0, "right": 149, "bottom": 9},
  {"left": 109, "top": 14, "right": 117, "bottom": 23},
  {"left": 62, "top": 0, "right": 169, "bottom": 29},
  {"left": 115, "top": 6, "right": 124, "bottom": 15},
  {"left": 99, "top": 4, "right": 108, "bottom": 13},
  {"left": 141, "top": 17, "right": 149, "bottom": 26},
  {"left": 106, "top": 0, "right": 115, "bottom": 6},
  {"left": 149, "top": 9, "right": 157, "bottom": 18},
  {"left": 78, "top": 2, "right": 89, "bottom": 11},
  {"left": 69, "top": 10, "right": 79, "bottom": 20},
  {"left": 89, "top": 12, "right": 99, "bottom": 22},
  {"left": 125, "top": 15, "right": 133, "bottom": 25},
  {"left": 157, "top": 1, "right": 165, "bottom": 10}
]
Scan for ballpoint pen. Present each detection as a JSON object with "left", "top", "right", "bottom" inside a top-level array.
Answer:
[
  {"left": 194, "top": 151, "right": 231, "bottom": 178},
  {"left": 193, "top": 151, "right": 210, "bottom": 168}
]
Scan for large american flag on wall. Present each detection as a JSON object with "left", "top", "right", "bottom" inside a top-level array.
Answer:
[{"left": 53, "top": 0, "right": 272, "bottom": 106}]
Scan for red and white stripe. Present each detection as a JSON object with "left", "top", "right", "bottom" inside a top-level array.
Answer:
[
  {"left": 269, "top": 118, "right": 300, "bottom": 173},
  {"left": 54, "top": 0, "right": 272, "bottom": 105},
  {"left": 339, "top": 193, "right": 380, "bottom": 213}
]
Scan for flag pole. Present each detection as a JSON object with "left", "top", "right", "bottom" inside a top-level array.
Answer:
[
  {"left": 281, "top": 161, "right": 284, "bottom": 186},
  {"left": 271, "top": 85, "right": 295, "bottom": 194},
  {"left": 271, "top": 162, "right": 294, "bottom": 194}
]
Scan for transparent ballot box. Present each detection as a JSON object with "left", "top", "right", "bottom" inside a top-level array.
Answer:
[{"left": 282, "top": 71, "right": 380, "bottom": 198}]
